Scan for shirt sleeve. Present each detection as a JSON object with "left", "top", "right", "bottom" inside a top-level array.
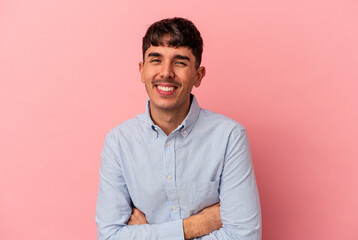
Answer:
[
  {"left": 194, "top": 128, "right": 262, "bottom": 240},
  {"left": 95, "top": 132, "right": 185, "bottom": 240}
]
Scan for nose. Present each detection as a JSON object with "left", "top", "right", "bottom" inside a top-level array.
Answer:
[{"left": 159, "top": 61, "right": 174, "bottom": 79}]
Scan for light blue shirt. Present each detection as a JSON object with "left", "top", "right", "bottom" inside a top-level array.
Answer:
[{"left": 95, "top": 95, "right": 261, "bottom": 239}]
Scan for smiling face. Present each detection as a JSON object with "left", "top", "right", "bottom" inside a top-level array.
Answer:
[{"left": 139, "top": 44, "right": 205, "bottom": 116}]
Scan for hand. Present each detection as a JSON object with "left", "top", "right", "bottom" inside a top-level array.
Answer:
[
  {"left": 198, "top": 203, "right": 222, "bottom": 233},
  {"left": 183, "top": 203, "right": 222, "bottom": 239},
  {"left": 127, "top": 207, "right": 148, "bottom": 225}
]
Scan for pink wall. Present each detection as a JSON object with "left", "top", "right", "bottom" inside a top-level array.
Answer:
[{"left": 1, "top": 1, "right": 357, "bottom": 239}]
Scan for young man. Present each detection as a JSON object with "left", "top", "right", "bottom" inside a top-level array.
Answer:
[{"left": 95, "top": 17, "right": 261, "bottom": 240}]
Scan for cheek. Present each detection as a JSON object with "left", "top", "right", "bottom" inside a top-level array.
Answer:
[
  {"left": 180, "top": 74, "right": 198, "bottom": 88},
  {"left": 141, "top": 70, "right": 151, "bottom": 83},
  {"left": 142, "top": 68, "right": 158, "bottom": 80}
]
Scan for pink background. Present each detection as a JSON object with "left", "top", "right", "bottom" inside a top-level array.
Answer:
[{"left": 1, "top": 0, "right": 357, "bottom": 239}]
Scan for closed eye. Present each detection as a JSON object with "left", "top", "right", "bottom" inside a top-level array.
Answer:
[
  {"left": 175, "top": 61, "right": 187, "bottom": 66},
  {"left": 150, "top": 59, "right": 161, "bottom": 64}
]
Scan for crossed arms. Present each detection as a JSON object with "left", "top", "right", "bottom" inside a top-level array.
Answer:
[
  {"left": 96, "top": 128, "right": 261, "bottom": 239},
  {"left": 128, "top": 203, "right": 222, "bottom": 239}
]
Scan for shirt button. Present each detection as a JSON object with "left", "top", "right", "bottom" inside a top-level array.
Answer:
[
  {"left": 167, "top": 142, "right": 171, "bottom": 146},
  {"left": 172, "top": 206, "right": 177, "bottom": 210},
  {"left": 152, "top": 132, "right": 156, "bottom": 136},
  {"left": 167, "top": 175, "right": 172, "bottom": 181},
  {"left": 183, "top": 130, "right": 187, "bottom": 135}
]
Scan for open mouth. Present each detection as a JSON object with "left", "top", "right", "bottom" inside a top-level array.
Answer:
[
  {"left": 155, "top": 84, "right": 178, "bottom": 96},
  {"left": 157, "top": 85, "right": 176, "bottom": 92}
]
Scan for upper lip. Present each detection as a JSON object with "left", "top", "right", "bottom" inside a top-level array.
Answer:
[{"left": 152, "top": 80, "right": 181, "bottom": 88}]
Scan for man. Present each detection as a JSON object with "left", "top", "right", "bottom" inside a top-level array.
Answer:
[{"left": 96, "top": 17, "right": 261, "bottom": 239}]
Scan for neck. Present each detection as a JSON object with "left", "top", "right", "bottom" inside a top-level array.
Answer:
[{"left": 150, "top": 102, "right": 190, "bottom": 136}]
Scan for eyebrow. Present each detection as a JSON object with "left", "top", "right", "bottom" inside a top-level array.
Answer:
[
  {"left": 148, "top": 52, "right": 162, "bottom": 57},
  {"left": 174, "top": 54, "right": 190, "bottom": 61},
  {"left": 147, "top": 52, "right": 190, "bottom": 61}
]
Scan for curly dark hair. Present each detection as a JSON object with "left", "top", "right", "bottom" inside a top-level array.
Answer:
[{"left": 142, "top": 17, "right": 203, "bottom": 69}]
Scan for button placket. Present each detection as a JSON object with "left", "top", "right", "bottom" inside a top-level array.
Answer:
[{"left": 163, "top": 136, "right": 180, "bottom": 220}]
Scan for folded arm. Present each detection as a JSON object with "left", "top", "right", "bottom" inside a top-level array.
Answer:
[{"left": 198, "top": 128, "right": 262, "bottom": 240}]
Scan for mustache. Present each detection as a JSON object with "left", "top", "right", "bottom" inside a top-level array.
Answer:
[{"left": 152, "top": 79, "right": 182, "bottom": 87}]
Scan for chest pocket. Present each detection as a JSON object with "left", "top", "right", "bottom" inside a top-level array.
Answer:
[{"left": 178, "top": 180, "right": 220, "bottom": 216}]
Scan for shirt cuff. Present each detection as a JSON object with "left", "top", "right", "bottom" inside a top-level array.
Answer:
[{"left": 157, "top": 219, "right": 184, "bottom": 240}]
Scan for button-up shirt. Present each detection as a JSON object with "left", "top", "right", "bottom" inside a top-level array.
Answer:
[{"left": 95, "top": 95, "right": 261, "bottom": 239}]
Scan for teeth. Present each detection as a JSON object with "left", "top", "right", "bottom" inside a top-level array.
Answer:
[{"left": 157, "top": 86, "right": 175, "bottom": 92}]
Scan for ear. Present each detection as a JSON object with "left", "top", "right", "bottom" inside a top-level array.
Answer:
[
  {"left": 139, "top": 62, "right": 144, "bottom": 83},
  {"left": 194, "top": 66, "right": 206, "bottom": 88}
]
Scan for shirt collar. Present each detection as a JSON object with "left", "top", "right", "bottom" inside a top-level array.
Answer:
[{"left": 145, "top": 94, "right": 200, "bottom": 138}]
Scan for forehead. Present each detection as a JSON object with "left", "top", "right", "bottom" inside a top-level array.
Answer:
[{"left": 145, "top": 45, "right": 194, "bottom": 59}]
